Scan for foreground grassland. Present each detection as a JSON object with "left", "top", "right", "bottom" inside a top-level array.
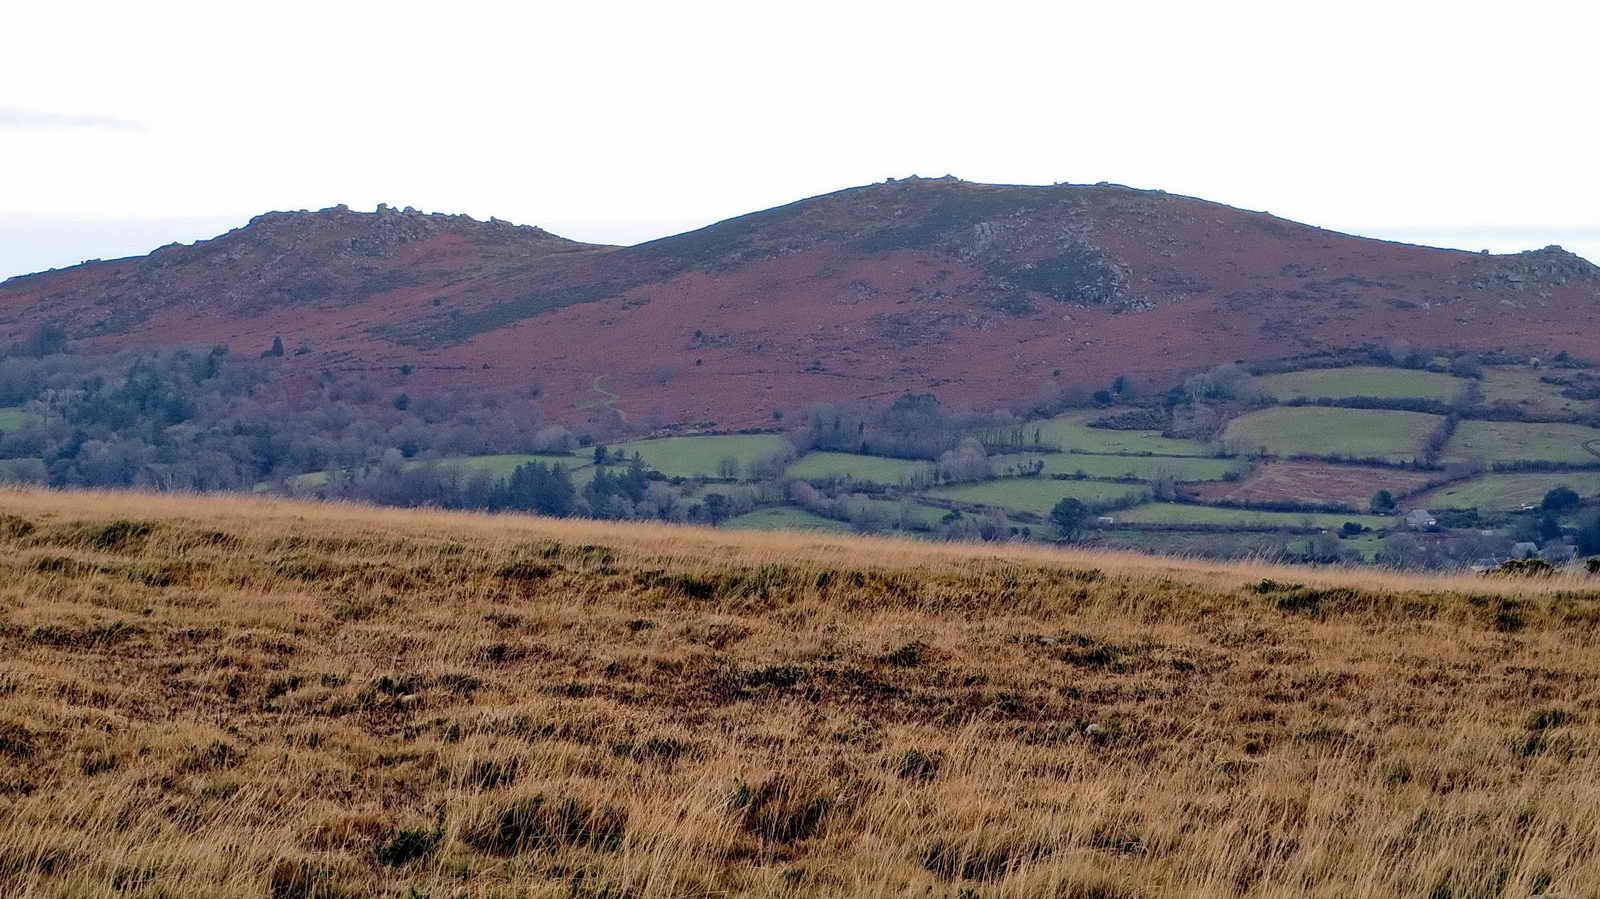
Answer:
[
  {"left": 2, "top": 488, "right": 1600, "bottom": 899},
  {"left": 1252, "top": 366, "right": 1465, "bottom": 402},
  {"left": 1222, "top": 407, "right": 1439, "bottom": 461}
]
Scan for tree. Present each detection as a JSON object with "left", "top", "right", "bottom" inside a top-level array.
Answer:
[
  {"left": 593, "top": 444, "right": 609, "bottom": 466},
  {"left": 1577, "top": 511, "right": 1600, "bottom": 556},
  {"left": 1370, "top": 490, "right": 1396, "bottom": 514},
  {"left": 262, "top": 336, "right": 285, "bottom": 358},
  {"left": 1538, "top": 512, "right": 1564, "bottom": 542},
  {"left": 1340, "top": 522, "right": 1364, "bottom": 537},
  {"left": 717, "top": 455, "right": 740, "bottom": 479},
  {"left": 1542, "top": 485, "right": 1580, "bottom": 514},
  {"left": 1051, "top": 497, "right": 1089, "bottom": 539},
  {"left": 392, "top": 393, "right": 410, "bottom": 411}
]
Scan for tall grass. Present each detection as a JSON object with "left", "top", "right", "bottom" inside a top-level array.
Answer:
[{"left": 1, "top": 486, "right": 1597, "bottom": 897}]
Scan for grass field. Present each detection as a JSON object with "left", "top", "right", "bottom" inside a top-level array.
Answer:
[
  {"left": 1033, "top": 410, "right": 1211, "bottom": 456},
  {"left": 612, "top": 434, "right": 792, "bottom": 479},
  {"left": 721, "top": 506, "right": 853, "bottom": 534},
  {"left": 1115, "top": 502, "right": 1393, "bottom": 530},
  {"left": 1416, "top": 472, "right": 1600, "bottom": 510},
  {"left": 1445, "top": 420, "right": 1600, "bottom": 465},
  {"left": 784, "top": 451, "right": 930, "bottom": 484},
  {"left": 927, "top": 477, "right": 1148, "bottom": 516},
  {"left": 1479, "top": 366, "right": 1591, "bottom": 416},
  {"left": 0, "top": 406, "right": 25, "bottom": 431},
  {"left": 2, "top": 487, "right": 1599, "bottom": 898},
  {"left": 1252, "top": 365, "right": 1466, "bottom": 401},
  {"left": 1222, "top": 406, "right": 1441, "bottom": 461},
  {"left": 991, "top": 452, "right": 1240, "bottom": 481}
]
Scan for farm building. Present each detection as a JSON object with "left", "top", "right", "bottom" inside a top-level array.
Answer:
[{"left": 1403, "top": 509, "right": 1437, "bottom": 529}]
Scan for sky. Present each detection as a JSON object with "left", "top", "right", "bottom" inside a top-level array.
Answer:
[{"left": 3, "top": 0, "right": 1597, "bottom": 280}]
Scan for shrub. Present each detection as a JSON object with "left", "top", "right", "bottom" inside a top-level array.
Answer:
[
  {"left": 373, "top": 828, "right": 441, "bottom": 866},
  {"left": 730, "top": 775, "right": 837, "bottom": 843},
  {"left": 463, "top": 795, "right": 627, "bottom": 855},
  {"left": 1482, "top": 558, "right": 1556, "bottom": 578}
]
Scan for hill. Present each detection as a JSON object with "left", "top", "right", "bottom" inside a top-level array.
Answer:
[
  {"left": 3, "top": 178, "right": 1598, "bottom": 428},
  {"left": 2, "top": 487, "right": 1599, "bottom": 896}
]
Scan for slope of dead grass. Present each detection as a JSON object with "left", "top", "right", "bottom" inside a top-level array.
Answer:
[{"left": 1, "top": 487, "right": 1599, "bottom": 898}]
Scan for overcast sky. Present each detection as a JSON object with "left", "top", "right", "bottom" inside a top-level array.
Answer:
[{"left": 4, "top": 0, "right": 1596, "bottom": 280}]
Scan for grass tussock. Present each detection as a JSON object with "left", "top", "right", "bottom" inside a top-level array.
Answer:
[{"left": 1, "top": 485, "right": 1599, "bottom": 897}]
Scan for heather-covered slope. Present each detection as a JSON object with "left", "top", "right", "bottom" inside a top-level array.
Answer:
[{"left": 4, "top": 179, "right": 1597, "bottom": 428}]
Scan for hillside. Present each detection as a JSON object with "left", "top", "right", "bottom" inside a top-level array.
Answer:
[
  {"left": 3, "top": 178, "right": 1597, "bottom": 429},
  {"left": 3, "top": 487, "right": 1600, "bottom": 897}
]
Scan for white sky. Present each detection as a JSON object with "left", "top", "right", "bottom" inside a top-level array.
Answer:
[{"left": 3, "top": 0, "right": 1597, "bottom": 280}]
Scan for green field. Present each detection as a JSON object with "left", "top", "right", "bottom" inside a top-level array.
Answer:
[
  {"left": 0, "top": 406, "right": 24, "bottom": 431},
  {"left": 1253, "top": 365, "right": 1466, "bottom": 401},
  {"left": 991, "top": 452, "right": 1241, "bottom": 481},
  {"left": 1478, "top": 366, "right": 1590, "bottom": 416},
  {"left": 1114, "top": 502, "right": 1392, "bottom": 530},
  {"left": 1032, "top": 410, "right": 1212, "bottom": 456},
  {"left": 785, "top": 451, "right": 930, "bottom": 484},
  {"left": 720, "top": 506, "right": 853, "bottom": 534},
  {"left": 1418, "top": 472, "right": 1600, "bottom": 510},
  {"left": 611, "top": 434, "right": 792, "bottom": 479},
  {"left": 841, "top": 498, "right": 949, "bottom": 529},
  {"left": 1444, "top": 420, "right": 1600, "bottom": 465},
  {"left": 926, "top": 478, "right": 1148, "bottom": 516},
  {"left": 1222, "top": 407, "right": 1440, "bottom": 461}
]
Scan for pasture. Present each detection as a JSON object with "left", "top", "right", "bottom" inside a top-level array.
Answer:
[
  {"left": 1114, "top": 502, "right": 1393, "bottom": 530},
  {"left": 927, "top": 477, "right": 1149, "bottom": 516},
  {"left": 1445, "top": 420, "right": 1600, "bottom": 465},
  {"left": 611, "top": 434, "right": 792, "bottom": 478},
  {"left": 785, "top": 451, "right": 930, "bottom": 484},
  {"left": 1032, "top": 410, "right": 1212, "bottom": 456},
  {"left": 1252, "top": 365, "right": 1466, "bottom": 401},
  {"left": 1417, "top": 472, "right": 1600, "bottom": 510},
  {"left": 1222, "top": 406, "right": 1440, "bottom": 461}
]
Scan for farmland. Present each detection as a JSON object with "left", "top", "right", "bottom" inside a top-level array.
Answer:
[
  {"left": 1444, "top": 420, "right": 1600, "bottom": 465},
  {"left": 611, "top": 434, "right": 792, "bottom": 478},
  {"left": 0, "top": 406, "right": 23, "bottom": 431},
  {"left": 928, "top": 477, "right": 1148, "bottom": 516},
  {"left": 720, "top": 506, "right": 853, "bottom": 534},
  {"left": 1114, "top": 502, "right": 1393, "bottom": 530},
  {"left": 1416, "top": 472, "right": 1600, "bottom": 510},
  {"left": 990, "top": 452, "right": 1240, "bottom": 481},
  {"left": 1253, "top": 365, "right": 1466, "bottom": 401},
  {"left": 4, "top": 487, "right": 1600, "bottom": 898},
  {"left": 1186, "top": 461, "right": 1439, "bottom": 508},
  {"left": 1033, "top": 410, "right": 1212, "bottom": 456},
  {"left": 1478, "top": 366, "right": 1592, "bottom": 416},
  {"left": 1222, "top": 406, "right": 1440, "bottom": 461},
  {"left": 784, "top": 451, "right": 930, "bottom": 484}
]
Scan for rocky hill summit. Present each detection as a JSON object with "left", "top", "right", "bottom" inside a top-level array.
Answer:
[{"left": 3, "top": 178, "right": 1597, "bottom": 426}]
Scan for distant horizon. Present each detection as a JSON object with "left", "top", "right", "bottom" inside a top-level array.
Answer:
[{"left": 4, "top": 176, "right": 1596, "bottom": 282}]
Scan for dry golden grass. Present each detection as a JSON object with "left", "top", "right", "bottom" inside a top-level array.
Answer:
[{"left": 1, "top": 486, "right": 1599, "bottom": 898}]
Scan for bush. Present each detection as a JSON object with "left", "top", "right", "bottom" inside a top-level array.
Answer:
[
  {"left": 463, "top": 795, "right": 627, "bottom": 855},
  {"left": 1482, "top": 558, "right": 1556, "bottom": 578}
]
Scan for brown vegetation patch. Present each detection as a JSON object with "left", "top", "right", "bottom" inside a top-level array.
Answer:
[{"left": 2, "top": 487, "right": 1600, "bottom": 896}]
